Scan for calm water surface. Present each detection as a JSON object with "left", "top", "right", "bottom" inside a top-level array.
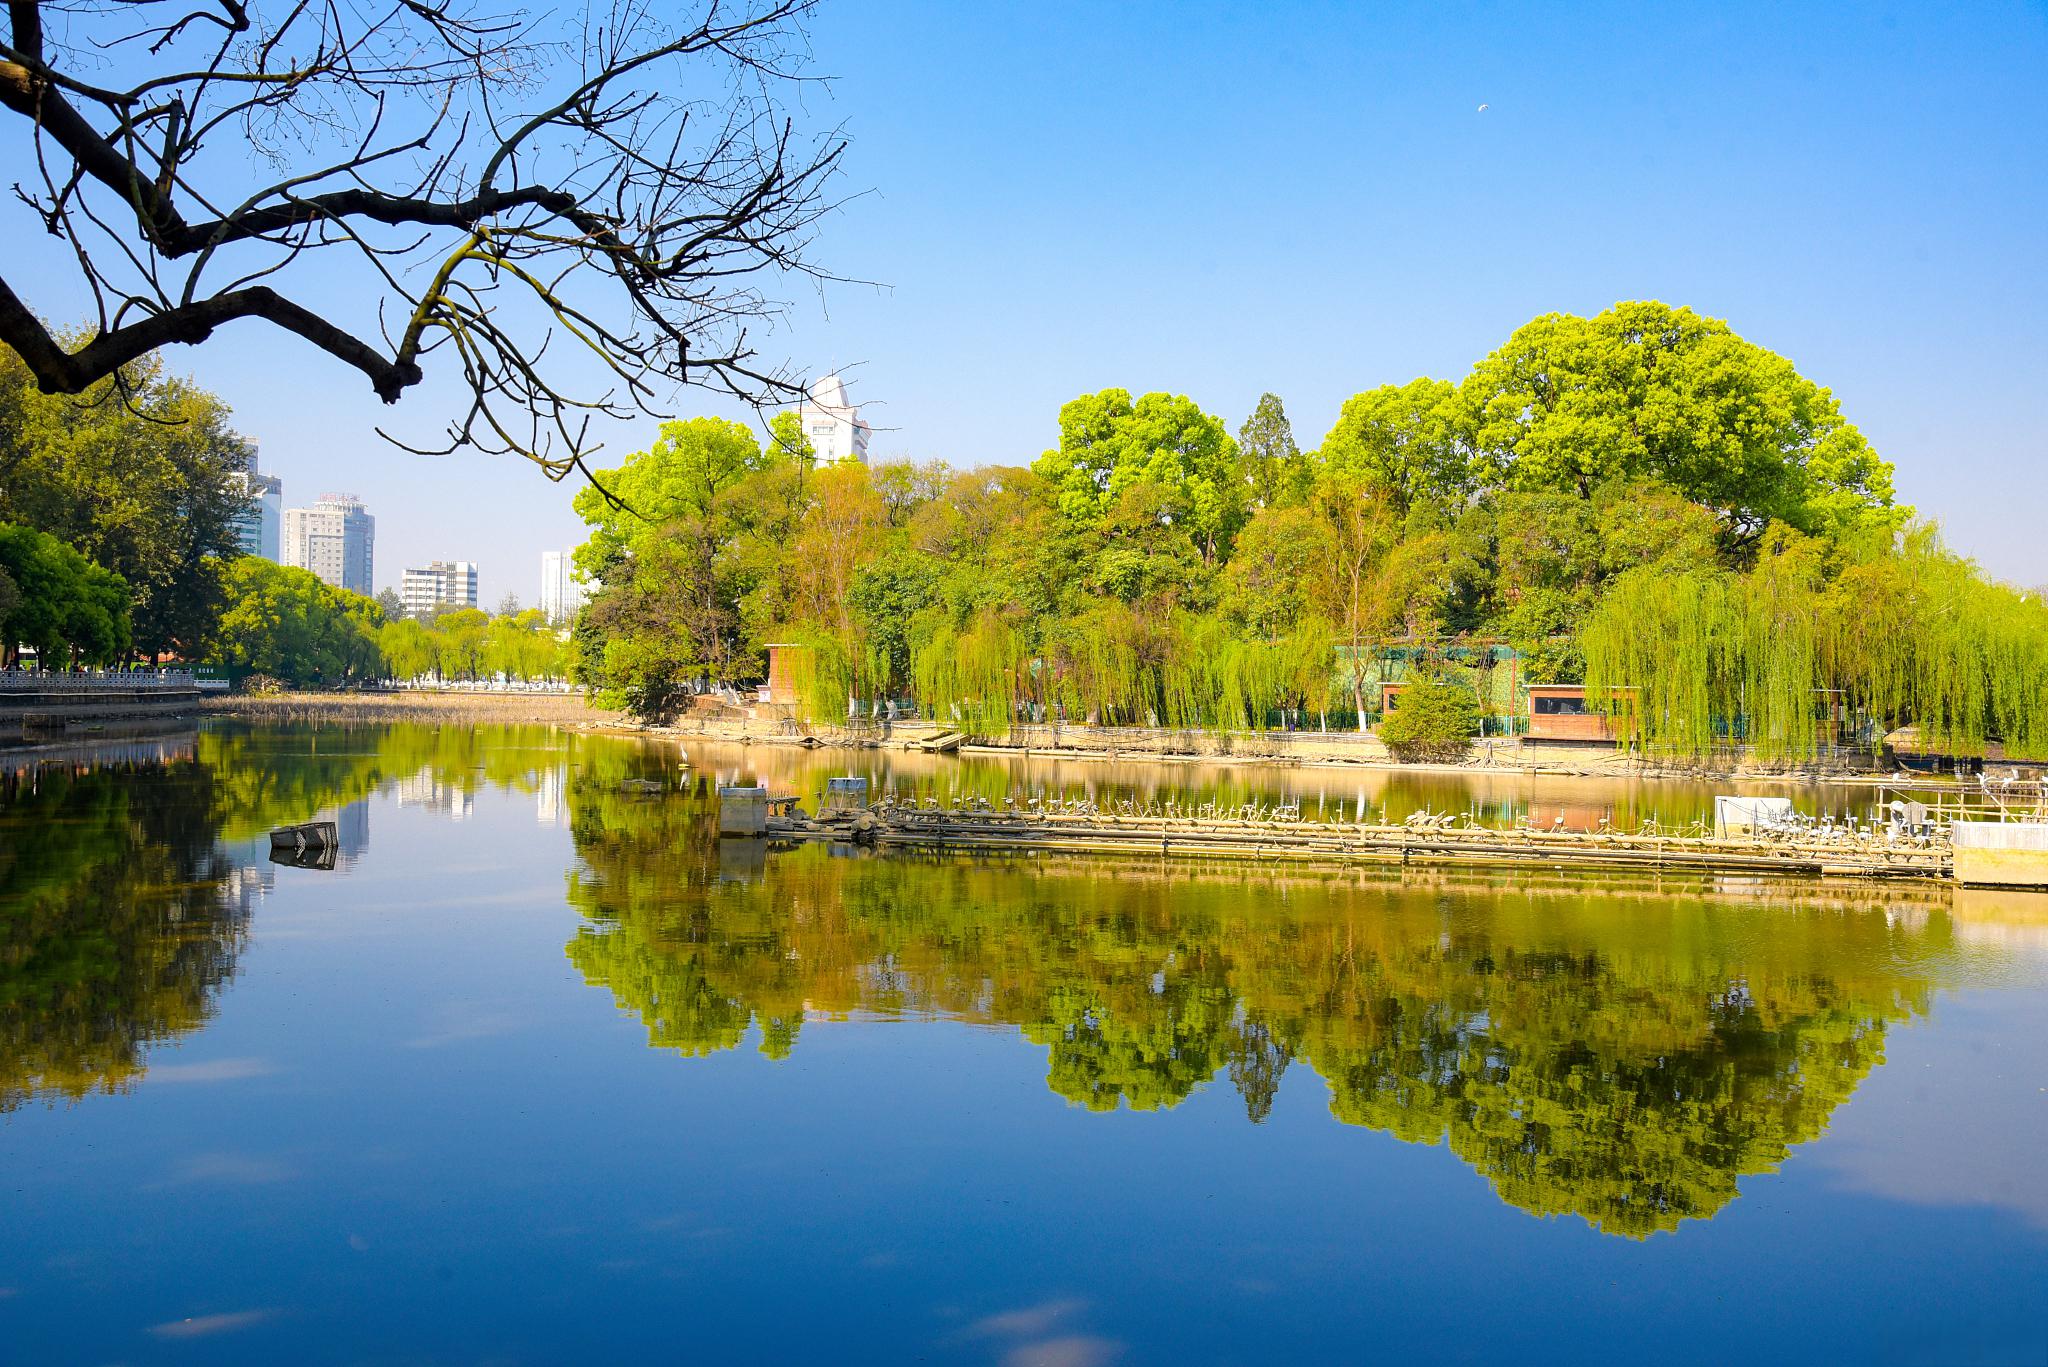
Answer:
[{"left": 2, "top": 723, "right": 2045, "bottom": 1364}]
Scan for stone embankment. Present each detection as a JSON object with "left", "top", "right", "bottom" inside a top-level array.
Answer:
[
  {"left": 646, "top": 705, "right": 1899, "bottom": 783},
  {"left": 0, "top": 673, "right": 202, "bottom": 744}
]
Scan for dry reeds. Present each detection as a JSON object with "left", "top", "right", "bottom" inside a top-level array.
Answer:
[{"left": 202, "top": 691, "right": 623, "bottom": 727}]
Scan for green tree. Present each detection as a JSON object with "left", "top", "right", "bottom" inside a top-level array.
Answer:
[
  {"left": 574, "top": 526, "right": 723, "bottom": 717},
  {"left": 1237, "top": 392, "right": 1308, "bottom": 508},
  {"left": 572, "top": 416, "right": 766, "bottom": 576},
  {"left": 434, "top": 608, "right": 490, "bottom": 681},
  {"left": 1314, "top": 377, "right": 1471, "bottom": 511},
  {"left": 547, "top": 305, "right": 2037, "bottom": 749},
  {"left": 482, "top": 610, "right": 563, "bottom": 682},
  {"left": 0, "top": 343, "right": 248, "bottom": 660},
  {"left": 378, "top": 617, "right": 439, "bottom": 681},
  {"left": 1591, "top": 477, "right": 1724, "bottom": 577},
  {"left": 848, "top": 549, "right": 940, "bottom": 695},
  {"left": 210, "top": 558, "right": 384, "bottom": 685},
  {"left": 1220, "top": 505, "right": 1321, "bottom": 638},
  {"left": 1459, "top": 301, "right": 1904, "bottom": 545},
  {"left": 767, "top": 409, "right": 816, "bottom": 468},
  {"left": 0, "top": 522, "right": 130, "bottom": 666},
  {"left": 1033, "top": 389, "right": 1244, "bottom": 561},
  {"left": 1377, "top": 677, "right": 1479, "bottom": 762}
]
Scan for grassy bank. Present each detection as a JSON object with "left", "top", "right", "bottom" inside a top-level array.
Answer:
[{"left": 203, "top": 690, "right": 625, "bottom": 726}]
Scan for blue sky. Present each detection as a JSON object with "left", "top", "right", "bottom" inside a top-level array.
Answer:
[{"left": 9, "top": 0, "right": 2045, "bottom": 601}]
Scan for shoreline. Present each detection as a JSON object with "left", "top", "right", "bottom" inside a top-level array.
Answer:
[
  {"left": 199, "top": 691, "right": 1970, "bottom": 790},
  {"left": 201, "top": 690, "right": 627, "bottom": 727}
]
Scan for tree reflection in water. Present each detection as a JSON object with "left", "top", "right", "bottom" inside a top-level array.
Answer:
[
  {"left": 0, "top": 728, "right": 1984, "bottom": 1240},
  {"left": 565, "top": 774, "right": 1970, "bottom": 1237},
  {"left": 0, "top": 722, "right": 654, "bottom": 1110},
  {"left": 0, "top": 757, "right": 245, "bottom": 1110}
]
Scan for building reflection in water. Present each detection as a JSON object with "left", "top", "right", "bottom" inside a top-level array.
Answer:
[
  {"left": 536, "top": 764, "right": 568, "bottom": 828},
  {"left": 333, "top": 798, "right": 370, "bottom": 861},
  {"left": 395, "top": 771, "right": 474, "bottom": 821}
]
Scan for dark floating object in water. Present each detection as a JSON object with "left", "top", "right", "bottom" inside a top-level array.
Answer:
[
  {"left": 269, "top": 841, "right": 336, "bottom": 871},
  {"left": 269, "top": 821, "right": 338, "bottom": 871},
  {"left": 619, "top": 778, "right": 664, "bottom": 795},
  {"left": 269, "top": 821, "right": 337, "bottom": 852}
]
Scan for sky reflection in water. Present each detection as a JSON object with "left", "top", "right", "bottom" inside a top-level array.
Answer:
[{"left": 0, "top": 723, "right": 2044, "bottom": 1364}]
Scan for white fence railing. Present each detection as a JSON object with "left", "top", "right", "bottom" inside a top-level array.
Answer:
[{"left": 0, "top": 668, "right": 199, "bottom": 691}]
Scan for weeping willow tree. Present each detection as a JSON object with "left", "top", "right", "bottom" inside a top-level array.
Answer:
[
  {"left": 1738, "top": 530, "right": 1825, "bottom": 764},
  {"left": 1074, "top": 611, "right": 1335, "bottom": 735},
  {"left": 910, "top": 608, "right": 1027, "bottom": 736},
  {"left": 777, "top": 628, "right": 889, "bottom": 725},
  {"left": 899, "top": 603, "right": 1339, "bottom": 739},
  {"left": 1822, "top": 529, "right": 2048, "bottom": 760},
  {"left": 1588, "top": 524, "right": 2048, "bottom": 764},
  {"left": 1583, "top": 567, "right": 1742, "bottom": 761},
  {"left": 1983, "top": 590, "right": 2048, "bottom": 761},
  {"left": 1156, "top": 615, "right": 1287, "bottom": 732},
  {"left": 1282, "top": 616, "right": 1342, "bottom": 729},
  {"left": 1046, "top": 603, "right": 1151, "bottom": 726}
]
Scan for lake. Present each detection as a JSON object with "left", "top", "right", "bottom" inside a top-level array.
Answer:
[{"left": 2, "top": 722, "right": 2044, "bottom": 1364}]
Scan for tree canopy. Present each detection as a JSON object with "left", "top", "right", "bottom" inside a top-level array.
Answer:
[
  {"left": 562, "top": 300, "right": 2048, "bottom": 762},
  {"left": 0, "top": 345, "right": 247, "bottom": 660},
  {"left": 1033, "top": 389, "right": 1245, "bottom": 563},
  {"left": 209, "top": 559, "right": 384, "bottom": 685},
  {"left": 1461, "top": 302, "right": 1902, "bottom": 544},
  {"left": 0, "top": 522, "right": 130, "bottom": 666}
]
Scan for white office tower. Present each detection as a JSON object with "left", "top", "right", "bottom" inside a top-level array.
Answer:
[
  {"left": 401, "top": 560, "right": 480, "bottom": 618},
  {"left": 225, "top": 439, "right": 282, "bottom": 560},
  {"left": 540, "top": 550, "right": 586, "bottom": 623},
  {"left": 282, "top": 493, "right": 375, "bottom": 594},
  {"left": 798, "top": 373, "right": 872, "bottom": 465}
]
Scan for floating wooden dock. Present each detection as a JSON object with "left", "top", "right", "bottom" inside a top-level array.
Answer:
[{"left": 755, "top": 806, "right": 1954, "bottom": 883}]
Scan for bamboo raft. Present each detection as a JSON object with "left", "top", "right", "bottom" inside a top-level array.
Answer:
[{"left": 759, "top": 807, "right": 1954, "bottom": 883}]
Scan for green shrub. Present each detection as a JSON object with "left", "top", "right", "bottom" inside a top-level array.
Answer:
[{"left": 1378, "top": 679, "right": 1479, "bottom": 762}]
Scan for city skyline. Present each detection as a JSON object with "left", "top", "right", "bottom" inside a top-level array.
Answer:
[{"left": 235, "top": 472, "right": 583, "bottom": 621}]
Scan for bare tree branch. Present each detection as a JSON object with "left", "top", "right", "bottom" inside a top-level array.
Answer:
[{"left": 0, "top": 0, "right": 849, "bottom": 476}]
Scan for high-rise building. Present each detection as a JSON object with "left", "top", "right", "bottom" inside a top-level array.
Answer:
[
  {"left": 401, "top": 560, "right": 479, "bottom": 618},
  {"left": 798, "top": 372, "right": 872, "bottom": 465},
  {"left": 539, "top": 549, "right": 586, "bottom": 623},
  {"left": 282, "top": 493, "right": 375, "bottom": 594},
  {"left": 225, "top": 438, "right": 282, "bottom": 560}
]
